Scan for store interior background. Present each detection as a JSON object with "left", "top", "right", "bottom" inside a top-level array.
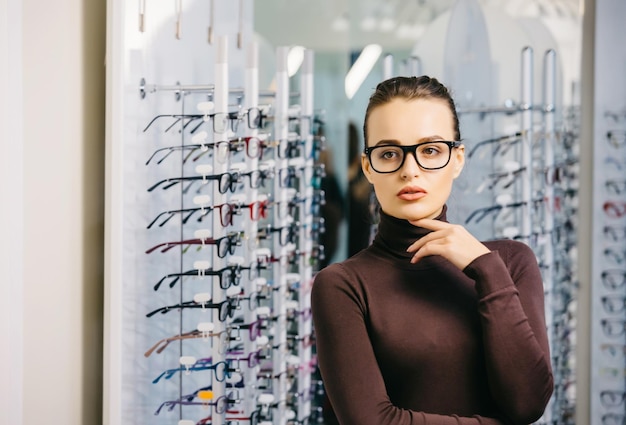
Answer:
[
  {"left": 0, "top": 0, "right": 599, "bottom": 424},
  {"left": 255, "top": 0, "right": 583, "bottom": 259}
]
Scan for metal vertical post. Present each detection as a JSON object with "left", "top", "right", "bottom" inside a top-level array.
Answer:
[
  {"left": 298, "top": 48, "right": 314, "bottom": 422},
  {"left": 520, "top": 47, "right": 534, "bottom": 238},
  {"left": 212, "top": 34, "right": 229, "bottom": 425},
  {"left": 542, "top": 48, "right": 557, "bottom": 425},
  {"left": 273, "top": 46, "right": 290, "bottom": 425},
  {"left": 244, "top": 39, "right": 260, "bottom": 421},
  {"left": 408, "top": 56, "right": 422, "bottom": 76},
  {"left": 383, "top": 53, "right": 393, "bottom": 80}
]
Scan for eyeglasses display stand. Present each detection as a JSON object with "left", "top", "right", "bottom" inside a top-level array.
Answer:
[
  {"left": 453, "top": 47, "right": 580, "bottom": 425},
  {"left": 105, "top": 2, "right": 325, "bottom": 424},
  {"left": 589, "top": 1, "right": 626, "bottom": 424}
]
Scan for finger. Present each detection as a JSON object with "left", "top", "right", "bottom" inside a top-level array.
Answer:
[
  {"left": 409, "top": 239, "right": 446, "bottom": 263},
  {"left": 408, "top": 218, "right": 451, "bottom": 231},
  {"left": 406, "top": 231, "right": 437, "bottom": 253},
  {"left": 406, "top": 227, "right": 450, "bottom": 252}
]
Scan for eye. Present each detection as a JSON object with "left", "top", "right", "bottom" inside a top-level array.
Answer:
[
  {"left": 418, "top": 144, "right": 444, "bottom": 156},
  {"left": 375, "top": 146, "right": 402, "bottom": 161}
]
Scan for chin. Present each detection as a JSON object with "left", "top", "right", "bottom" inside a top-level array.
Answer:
[{"left": 394, "top": 203, "right": 442, "bottom": 221}]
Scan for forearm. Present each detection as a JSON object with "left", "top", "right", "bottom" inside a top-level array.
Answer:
[{"left": 465, "top": 247, "right": 553, "bottom": 424}]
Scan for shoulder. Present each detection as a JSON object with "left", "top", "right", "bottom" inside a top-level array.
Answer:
[
  {"left": 483, "top": 238, "right": 540, "bottom": 278},
  {"left": 483, "top": 238, "right": 536, "bottom": 260},
  {"left": 312, "top": 252, "right": 373, "bottom": 303},
  {"left": 313, "top": 254, "right": 364, "bottom": 291}
]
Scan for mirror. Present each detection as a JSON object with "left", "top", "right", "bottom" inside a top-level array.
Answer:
[{"left": 254, "top": 0, "right": 583, "bottom": 262}]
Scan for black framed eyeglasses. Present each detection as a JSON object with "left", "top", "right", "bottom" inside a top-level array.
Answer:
[
  {"left": 154, "top": 389, "right": 240, "bottom": 415},
  {"left": 153, "top": 262, "right": 253, "bottom": 291},
  {"left": 151, "top": 359, "right": 238, "bottom": 384},
  {"left": 363, "top": 140, "right": 462, "bottom": 173},
  {"left": 144, "top": 231, "right": 243, "bottom": 256},
  {"left": 602, "top": 412, "right": 626, "bottom": 425},
  {"left": 146, "top": 297, "right": 241, "bottom": 322}
]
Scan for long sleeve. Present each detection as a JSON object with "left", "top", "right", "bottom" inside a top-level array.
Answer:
[
  {"left": 465, "top": 241, "right": 554, "bottom": 424},
  {"left": 312, "top": 263, "right": 507, "bottom": 425}
]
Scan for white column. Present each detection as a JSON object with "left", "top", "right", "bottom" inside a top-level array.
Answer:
[{"left": 0, "top": 0, "right": 24, "bottom": 424}]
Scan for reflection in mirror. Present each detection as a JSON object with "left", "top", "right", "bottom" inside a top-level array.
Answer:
[{"left": 255, "top": 0, "right": 582, "bottom": 263}]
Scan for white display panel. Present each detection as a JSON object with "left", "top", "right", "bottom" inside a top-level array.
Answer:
[{"left": 590, "top": 1, "right": 626, "bottom": 424}]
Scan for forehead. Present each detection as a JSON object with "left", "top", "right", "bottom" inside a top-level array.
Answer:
[{"left": 367, "top": 97, "right": 455, "bottom": 142}]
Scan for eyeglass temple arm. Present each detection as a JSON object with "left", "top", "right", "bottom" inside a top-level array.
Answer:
[
  {"left": 467, "top": 131, "right": 523, "bottom": 158},
  {"left": 148, "top": 177, "right": 201, "bottom": 192},
  {"left": 169, "top": 268, "right": 222, "bottom": 289},
  {"left": 145, "top": 146, "right": 175, "bottom": 165},
  {"left": 188, "top": 116, "right": 207, "bottom": 134},
  {"left": 146, "top": 330, "right": 208, "bottom": 357},
  {"left": 142, "top": 114, "right": 171, "bottom": 132}
]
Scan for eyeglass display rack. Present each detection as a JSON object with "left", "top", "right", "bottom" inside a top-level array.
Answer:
[
  {"left": 443, "top": 47, "right": 580, "bottom": 425},
  {"left": 589, "top": 1, "right": 626, "bottom": 424},
  {"left": 105, "top": 2, "right": 325, "bottom": 424}
]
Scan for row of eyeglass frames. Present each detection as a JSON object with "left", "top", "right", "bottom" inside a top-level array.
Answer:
[
  {"left": 592, "top": 108, "right": 626, "bottom": 425},
  {"left": 141, "top": 78, "right": 327, "bottom": 425},
  {"left": 456, "top": 50, "right": 580, "bottom": 425},
  {"left": 461, "top": 114, "right": 580, "bottom": 425}
]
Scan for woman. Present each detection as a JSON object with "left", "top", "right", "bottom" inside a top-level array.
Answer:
[{"left": 311, "top": 76, "right": 553, "bottom": 425}]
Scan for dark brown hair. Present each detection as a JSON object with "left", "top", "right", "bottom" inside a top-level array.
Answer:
[{"left": 362, "top": 76, "right": 461, "bottom": 147}]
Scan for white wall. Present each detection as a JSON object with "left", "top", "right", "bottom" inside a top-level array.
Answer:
[
  {"left": 0, "top": 0, "right": 105, "bottom": 424},
  {"left": 0, "top": 0, "right": 24, "bottom": 422}
]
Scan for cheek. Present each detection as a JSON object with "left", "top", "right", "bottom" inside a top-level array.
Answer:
[
  {"left": 369, "top": 177, "right": 392, "bottom": 201},
  {"left": 427, "top": 170, "right": 457, "bottom": 195}
]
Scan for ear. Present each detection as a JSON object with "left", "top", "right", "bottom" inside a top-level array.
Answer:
[
  {"left": 361, "top": 153, "right": 375, "bottom": 183},
  {"left": 452, "top": 144, "right": 465, "bottom": 179}
]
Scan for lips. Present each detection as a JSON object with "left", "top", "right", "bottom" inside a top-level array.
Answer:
[{"left": 397, "top": 186, "right": 427, "bottom": 201}]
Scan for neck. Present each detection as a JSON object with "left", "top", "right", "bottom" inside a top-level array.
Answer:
[{"left": 372, "top": 206, "right": 448, "bottom": 260}]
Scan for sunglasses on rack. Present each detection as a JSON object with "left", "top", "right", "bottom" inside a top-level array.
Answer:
[
  {"left": 147, "top": 168, "right": 239, "bottom": 194},
  {"left": 143, "top": 107, "right": 267, "bottom": 134},
  {"left": 147, "top": 197, "right": 270, "bottom": 229},
  {"left": 154, "top": 390, "right": 241, "bottom": 415},
  {"left": 601, "top": 318, "right": 626, "bottom": 339},
  {"left": 467, "top": 131, "right": 524, "bottom": 159},
  {"left": 144, "top": 315, "right": 270, "bottom": 358},
  {"left": 254, "top": 245, "right": 326, "bottom": 268},
  {"left": 153, "top": 264, "right": 248, "bottom": 292},
  {"left": 607, "top": 130, "right": 626, "bottom": 148},
  {"left": 187, "top": 135, "right": 280, "bottom": 163},
  {"left": 475, "top": 165, "right": 526, "bottom": 194},
  {"left": 144, "top": 326, "right": 235, "bottom": 358},
  {"left": 602, "top": 413, "right": 625, "bottom": 425},
  {"left": 146, "top": 294, "right": 241, "bottom": 322},
  {"left": 464, "top": 199, "right": 543, "bottom": 225},
  {"left": 145, "top": 134, "right": 241, "bottom": 165},
  {"left": 152, "top": 358, "right": 239, "bottom": 384},
  {"left": 145, "top": 231, "right": 243, "bottom": 256},
  {"left": 278, "top": 164, "right": 326, "bottom": 189}
]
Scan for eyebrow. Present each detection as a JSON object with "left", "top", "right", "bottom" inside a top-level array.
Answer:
[{"left": 372, "top": 135, "right": 448, "bottom": 147}]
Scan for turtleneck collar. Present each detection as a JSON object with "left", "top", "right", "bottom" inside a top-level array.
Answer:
[{"left": 372, "top": 205, "right": 448, "bottom": 260}]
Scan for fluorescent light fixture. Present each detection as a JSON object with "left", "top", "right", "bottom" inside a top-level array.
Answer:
[
  {"left": 345, "top": 44, "right": 383, "bottom": 99},
  {"left": 287, "top": 45, "right": 305, "bottom": 77}
]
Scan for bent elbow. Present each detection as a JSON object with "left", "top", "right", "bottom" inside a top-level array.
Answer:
[{"left": 506, "top": 372, "right": 555, "bottom": 425}]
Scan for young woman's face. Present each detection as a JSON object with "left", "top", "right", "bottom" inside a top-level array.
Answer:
[{"left": 362, "top": 97, "right": 465, "bottom": 221}]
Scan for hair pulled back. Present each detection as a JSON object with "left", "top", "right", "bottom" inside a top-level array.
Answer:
[{"left": 363, "top": 76, "right": 461, "bottom": 147}]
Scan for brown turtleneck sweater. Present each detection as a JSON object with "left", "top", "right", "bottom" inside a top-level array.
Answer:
[{"left": 311, "top": 208, "right": 553, "bottom": 425}]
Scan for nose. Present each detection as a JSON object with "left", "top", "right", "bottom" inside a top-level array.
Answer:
[{"left": 400, "top": 149, "right": 421, "bottom": 179}]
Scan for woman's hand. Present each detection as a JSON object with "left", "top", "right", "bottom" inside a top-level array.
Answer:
[{"left": 406, "top": 219, "right": 490, "bottom": 270}]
